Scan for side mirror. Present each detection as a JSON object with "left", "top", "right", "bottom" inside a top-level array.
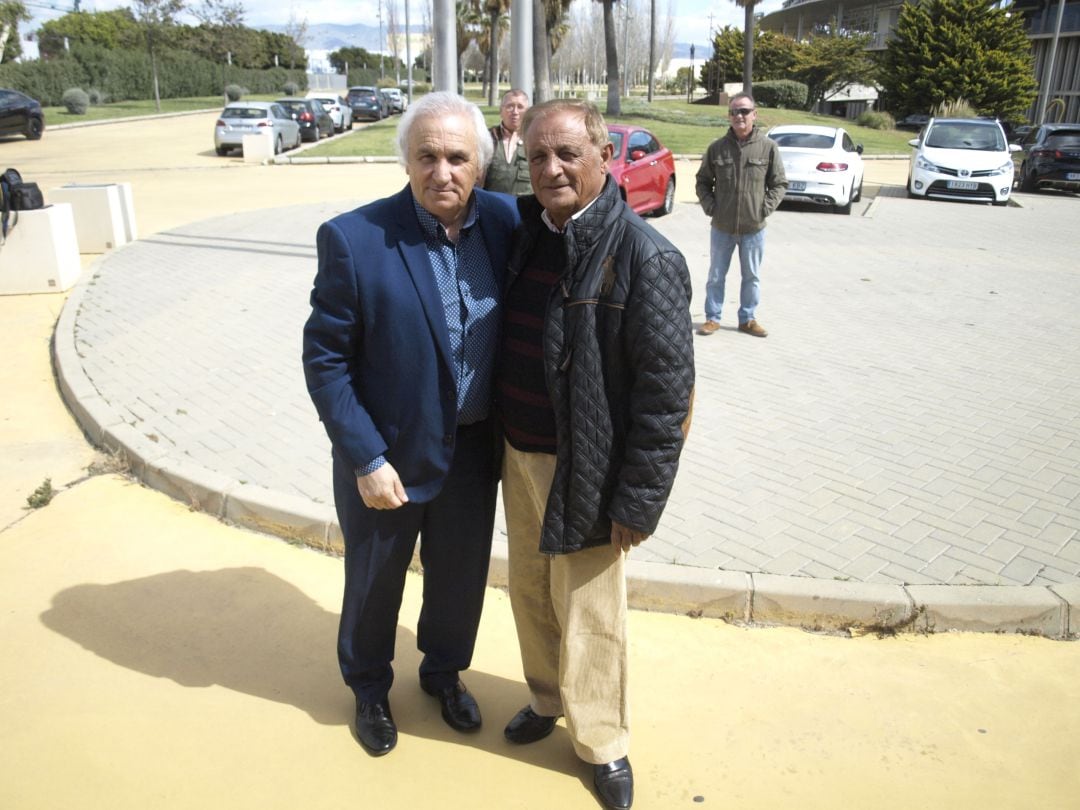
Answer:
[
  {"left": 1009, "top": 143, "right": 1022, "bottom": 153},
  {"left": 907, "top": 138, "right": 919, "bottom": 148},
  {"left": 629, "top": 148, "right": 647, "bottom": 161},
  {"left": 856, "top": 144, "right": 864, "bottom": 154}
]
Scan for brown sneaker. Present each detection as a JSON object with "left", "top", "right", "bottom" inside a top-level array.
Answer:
[
  {"left": 698, "top": 320, "right": 721, "bottom": 336},
  {"left": 738, "top": 319, "right": 768, "bottom": 338}
]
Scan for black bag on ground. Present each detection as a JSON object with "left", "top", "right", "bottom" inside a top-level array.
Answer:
[{"left": 2, "top": 167, "right": 45, "bottom": 240}]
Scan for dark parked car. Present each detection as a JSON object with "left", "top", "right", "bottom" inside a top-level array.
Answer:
[
  {"left": 276, "top": 97, "right": 334, "bottom": 142},
  {"left": 0, "top": 88, "right": 44, "bottom": 140},
  {"left": 347, "top": 86, "right": 389, "bottom": 121},
  {"left": 897, "top": 113, "right": 930, "bottom": 131},
  {"left": 1014, "top": 123, "right": 1080, "bottom": 193}
]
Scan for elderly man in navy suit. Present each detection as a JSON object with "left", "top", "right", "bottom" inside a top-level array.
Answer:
[{"left": 302, "top": 92, "right": 520, "bottom": 757}]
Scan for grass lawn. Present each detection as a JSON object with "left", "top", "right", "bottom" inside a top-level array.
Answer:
[
  {"left": 302, "top": 97, "right": 913, "bottom": 158},
  {"left": 42, "top": 92, "right": 914, "bottom": 156}
]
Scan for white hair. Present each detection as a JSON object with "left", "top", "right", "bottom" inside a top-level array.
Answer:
[{"left": 395, "top": 91, "right": 494, "bottom": 171}]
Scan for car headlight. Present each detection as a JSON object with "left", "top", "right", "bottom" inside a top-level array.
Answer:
[
  {"left": 915, "top": 155, "right": 940, "bottom": 173},
  {"left": 990, "top": 161, "right": 1013, "bottom": 176}
]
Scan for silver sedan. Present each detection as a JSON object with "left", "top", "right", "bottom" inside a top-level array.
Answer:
[{"left": 214, "top": 101, "right": 302, "bottom": 156}]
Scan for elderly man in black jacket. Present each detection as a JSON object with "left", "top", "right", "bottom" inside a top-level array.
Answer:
[{"left": 496, "top": 99, "right": 695, "bottom": 810}]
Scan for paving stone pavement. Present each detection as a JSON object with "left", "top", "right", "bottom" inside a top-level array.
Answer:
[{"left": 55, "top": 187, "right": 1080, "bottom": 625}]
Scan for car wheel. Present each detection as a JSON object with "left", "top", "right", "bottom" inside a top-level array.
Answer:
[
  {"left": 655, "top": 176, "right": 676, "bottom": 217},
  {"left": 852, "top": 178, "right": 863, "bottom": 203},
  {"left": 215, "top": 145, "right": 229, "bottom": 156},
  {"left": 275, "top": 135, "right": 283, "bottom": 155},
  {"left": 906, "top": 173, "right": 919, "bottom": 199},
  {"left": 26, "top": 116, "right": 44, "bottom": 140},
  {"left": 1019, "top": 165, "right": 1037, "bottom": 193}
]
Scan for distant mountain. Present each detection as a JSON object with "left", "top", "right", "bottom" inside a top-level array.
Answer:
[{"left": 258, "top": 22, "right": 423, "bottom": 52}]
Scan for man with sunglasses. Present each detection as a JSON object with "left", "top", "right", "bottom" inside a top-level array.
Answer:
[{"left": 695, "top": 92, "right": 787, "bottom": 338}]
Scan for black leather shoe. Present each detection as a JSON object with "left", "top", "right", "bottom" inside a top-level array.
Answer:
[
  {"left": 593, "top": 757, "right": 633, "bottom": 810},
  {"left": 354, "top": 698, "right": 397, "bottom": 756},
  {"left": 421, "top": 679, "right": 482, "bottom": 732},
  {"left": 503, "top": 705, "right": 558, "bottom": 744}
]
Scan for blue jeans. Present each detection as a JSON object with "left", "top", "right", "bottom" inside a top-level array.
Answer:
[{"left": 705, "top": 227, "right": 765, "bottom": 324}]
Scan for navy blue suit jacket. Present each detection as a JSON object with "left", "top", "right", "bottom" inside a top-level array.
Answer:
[{"left": 302, "top": 185, "right": 519, "bottom": 503}]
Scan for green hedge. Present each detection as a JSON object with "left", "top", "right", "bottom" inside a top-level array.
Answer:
[
  {"left": 753, "top": 80, "right": 809, "bottom": 110},
  {"left": 0, "top": 45, "right": 306, "bottom": 106}
]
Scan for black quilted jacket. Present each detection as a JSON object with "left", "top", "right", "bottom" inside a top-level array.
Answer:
[{"left": 508, "top": 176, "right": 695, "bottom": 554}]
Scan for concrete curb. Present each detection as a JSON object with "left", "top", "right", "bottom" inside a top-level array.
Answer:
[{"left": 51, "top": 244, "right": 1078, "bottom": 641}]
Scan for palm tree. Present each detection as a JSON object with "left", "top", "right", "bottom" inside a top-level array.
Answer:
[
  {"left": 482, "top": 0, "right": 510, "bottom": 105},
  {"left": 735, "top": 0, "right": 755, "bottom": 96},
  {"left": 593, "top": 0, "right": 621, "bottom": 115}
]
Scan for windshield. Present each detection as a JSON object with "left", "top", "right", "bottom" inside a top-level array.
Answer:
[
  {"left": 608, "top": 131, "right": 624, "bottom": 157},
  {"left": 925, "top": 123, "right": 1006, "bottom": 151}
]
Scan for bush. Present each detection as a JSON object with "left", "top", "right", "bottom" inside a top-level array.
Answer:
[
  {"left": 283, "top": 80, "right": 299, "bottom": 96},
  {"left": 62, "top": 87, "right": 90, "bottom": 114},
  {"left": 932, "top": 97, "right": 977, "bottom": 118},
  {"left": 87, "top": 87, "right": 106, "bottom": 105},
  {"left": 0, "top": 47, "right": 307, "bottom": 106},
  {"left": 225, "top": 83, "right": 245, "bottom": 101},
  {"left": 752, "top": 80, "right": 808, "bottom": 110},
  {"left": 856, "top": 110, "right": 895, "bottom": 130}
]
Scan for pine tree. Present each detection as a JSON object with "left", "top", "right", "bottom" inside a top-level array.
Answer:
[{"left": 881, "top": 0, "right": 1036, "bottom": 121}]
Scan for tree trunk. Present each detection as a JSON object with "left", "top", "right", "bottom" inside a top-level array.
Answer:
[
  {"left": 0, "top": 23, "right": 10, "bottom": 64},
  {"left": 604, "top": 0, "right": 620, "bottom": 116},
  {"left": 533, "top": 0, "right": 552, "bottom": 102},
  {"left": 488, "top": 8, "right": 500, "bottom": 106},
  {"left": 742, "top": 2, "right": 755, "bottom": 97}
]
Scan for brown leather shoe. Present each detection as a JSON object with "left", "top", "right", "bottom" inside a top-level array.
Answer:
[
  {"left": 738, "top": 319, "right": 768, "bottom": 337},
  {"left": 698, "top": 320, "right": 721, "bottom": 336}
]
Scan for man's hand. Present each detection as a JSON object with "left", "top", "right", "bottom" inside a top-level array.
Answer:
[
  {"left": 610, "top": 521, "right": 648, "bottom": 553},
  {"left": 356, "top": 463, "right": 409, "bottom": 510}
]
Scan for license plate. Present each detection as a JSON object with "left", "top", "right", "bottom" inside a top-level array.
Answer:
[
  {"left": 947, "top": 180, "right": 978, "bottom": 190},
  {"left": 1067, "top": 172, "right": 1080, "bottom": 181},
  {"left": 788, "top": 181, "right": 806, "bottom": 191}
]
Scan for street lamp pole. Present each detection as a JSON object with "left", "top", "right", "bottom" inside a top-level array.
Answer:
[{"left": 688, "top": 43, "right": 695, "bottom": 104}]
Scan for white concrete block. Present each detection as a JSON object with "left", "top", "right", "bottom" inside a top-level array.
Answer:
[
  {"left": 242, "top": 132, "right": 274, "bottom": 162},
  {"left": 0, "top": 204, "right": 82, "bottom": 295},
  {"left": 48, "top": 183, "right": 128, "bottom": 253}
]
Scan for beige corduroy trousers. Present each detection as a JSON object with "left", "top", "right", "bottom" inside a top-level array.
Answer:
[{"left": 501, "top": 441, "right": 629, "bottom": 765}]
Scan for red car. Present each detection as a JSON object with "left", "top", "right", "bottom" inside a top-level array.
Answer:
[{"left": 607, "top": 124, "right": 676, "bottom": 217}]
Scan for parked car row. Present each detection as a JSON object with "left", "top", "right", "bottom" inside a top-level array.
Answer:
[
  {"left": 345, "top": 86, "right": 407, "bottom": 122},
  {"left": 214, "top": 94, "right": 366, "bottom": 157}
]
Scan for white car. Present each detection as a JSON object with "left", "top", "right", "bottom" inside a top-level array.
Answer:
[
  {"left": 907, "top": 117, "right": 1019, "bottom": 206},
  {"left": 305, "top": 92, "right": 353, "bottom": 133},
  {"left": 767, "top": 124, "right": 865, "bottom": 215}
]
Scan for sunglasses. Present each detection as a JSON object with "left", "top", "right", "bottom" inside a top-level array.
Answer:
[{"left": 729, "top": 108, "right": 755, "bottom": 117}]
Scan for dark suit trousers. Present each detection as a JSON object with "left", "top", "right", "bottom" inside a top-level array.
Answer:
[{"left": 332, "top": 419, "right": 497, "bottom": 704}]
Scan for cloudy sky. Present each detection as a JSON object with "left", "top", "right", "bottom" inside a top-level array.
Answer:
[{"left": 26, "top": 0, "right": 786, "bottom": 50}]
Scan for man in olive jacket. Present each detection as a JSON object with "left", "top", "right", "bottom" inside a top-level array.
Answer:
[
  {"left": 695, "top": 92, "right": 787, "bottom": 338},
  {"left": 497, "top": 99, "right": 694, "bottom": 810}
]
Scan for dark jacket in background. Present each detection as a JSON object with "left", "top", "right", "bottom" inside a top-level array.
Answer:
[{"left": 695, "top": 126, "right": 787, "bottom": 235}]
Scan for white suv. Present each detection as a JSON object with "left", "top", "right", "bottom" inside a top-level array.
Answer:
[
  {"left": 907, "top": 117, "right": 1020, "bottom": 206},
  {"left": 305, "top": 92, "right": 352, "bottom": 133}
]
